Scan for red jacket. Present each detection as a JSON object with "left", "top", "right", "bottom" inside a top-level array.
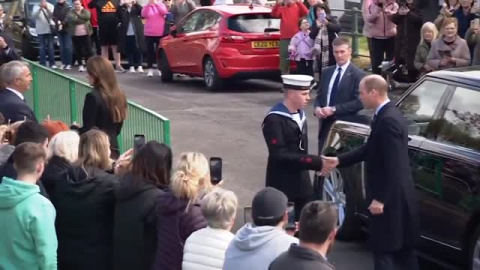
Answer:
[
  {"left": 81, "top": 0, "right": 98, "bottom": 27},
  {"left": 271, "top": 1, "right": 309, "bottom": 39}
]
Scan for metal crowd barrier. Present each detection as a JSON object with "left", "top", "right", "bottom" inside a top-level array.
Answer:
[{"left": 24, "top": 59, "right": 171, "bottom": 151}]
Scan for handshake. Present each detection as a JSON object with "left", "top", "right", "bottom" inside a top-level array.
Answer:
[{"left": 319, "top": 156, "right": 339, "bottom": 176}]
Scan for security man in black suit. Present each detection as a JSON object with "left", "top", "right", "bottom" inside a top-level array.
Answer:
[
  {"left": 314, "top": 36, "right": 366, "bottom": 152},
  {"left": 322, "top": 75, "right": 420, "bottom": 270},
  {"left": 0, "top": 61, "right": 36, "bottom": 123},
  {"left": 262, "top": 74, "right": 325, "bottom": 220}
]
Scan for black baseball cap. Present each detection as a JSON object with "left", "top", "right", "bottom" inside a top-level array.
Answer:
[{"left": 252, "top": 187, "right": 288, "bottom": 221}]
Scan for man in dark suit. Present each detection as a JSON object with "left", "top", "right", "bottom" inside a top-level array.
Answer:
[
  {"left": 322, "top": 75, "right": 420, "bottom": 270},
  {"left": 269, "top": 201, "right": 337, "bottom": 270},
  {"left": 314, "top": 36, "right": 366, "bottom": 152},
  {"left": 0, "top": 61, "right": 36, "bottom": 123}
]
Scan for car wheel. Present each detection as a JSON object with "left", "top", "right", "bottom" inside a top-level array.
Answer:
[
  {"left": 469, "top": 226, "right": 480, "bottom": 269},
  {"left": 322, "top": 168, "right": 362, "bottom": 241},
  {"left": 21, "top": 37, "right": 37, "bottom": 60},
  {"left": 203, "top": 57, "right": 223, "bottom": 91},
  {"left": 159, "top": 50, "right": 173, "bottom": 82}
]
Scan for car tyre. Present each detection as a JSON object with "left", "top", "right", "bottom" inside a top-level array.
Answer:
[
  {"left": 203, "top": 57, "right": 223, "bottom": 91},
  {"left": 159, "top": 50, "right": 173, "bottom": 82},
  {"left": 321, "top": 168, "right": 362, "bottom": 241}
]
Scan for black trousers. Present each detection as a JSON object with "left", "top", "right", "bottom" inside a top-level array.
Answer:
[
  {"left": 374, "top": 247, "right": 419, "bottom": 270},
  {"left": 295, "top": 59, "right": 314, "bottom": 77},
  {"left": 145, "top": 36, "right": 162, "bottom": 69},
  {"left": 72, "top": 35, "right": 93, "bottom": 65},
  {"left": 290, "top": 197, "right": 309, "bottom": 222},
  {"left": 371, "top": 37, "right": 395, "bottom": 75},
  {"left": 92, "top": 27, "right": 101, "bottom": 55}
]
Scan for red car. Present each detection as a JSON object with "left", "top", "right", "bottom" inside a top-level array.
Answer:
[{"left": 157, "top": 5, "right": 284, "bottom": 91}]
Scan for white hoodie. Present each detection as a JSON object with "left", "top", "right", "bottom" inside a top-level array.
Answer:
[{"left": 223, "top": 223, "right": 298, "bottom": 270}]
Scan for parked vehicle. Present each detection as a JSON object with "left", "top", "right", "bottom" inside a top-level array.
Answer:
[
  {"left": 3, "top": 0, "right": 67, "bottom": 60},
  {"left": 158, "top": 4, "right": 290, "bottom": 91},
  {"left": 321, "top": 67, "right": 480, "bottom": 269}
]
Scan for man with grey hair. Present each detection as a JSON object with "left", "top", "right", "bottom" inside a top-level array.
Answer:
[
  {"left": 0, "top": 61, "right": 36, "bottom": 123},
  {"left": 182, "top": 188, "right": 238, "bottom": 270}
]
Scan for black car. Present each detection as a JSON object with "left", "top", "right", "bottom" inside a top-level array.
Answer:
[
  {"left": 3, "top": 0, "right": 68, "bottom": 60},
  {"left": 321, "top": 68, "right": 480, "bottom": 269}
]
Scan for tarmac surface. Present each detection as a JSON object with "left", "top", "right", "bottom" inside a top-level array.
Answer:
[{"left": 65, "top": 69, "right": 451, "bottom": 270}]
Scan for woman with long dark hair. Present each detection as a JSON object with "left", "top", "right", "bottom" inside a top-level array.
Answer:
[
  {"left": 113, "top": 141, "right": 172, "bottom": 270},
  {"left": 73, "top": 56, "right": 127, "bottom": 158}
]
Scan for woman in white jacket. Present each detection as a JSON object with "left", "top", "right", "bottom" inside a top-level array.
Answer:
[{"left": 182, "top": 188, "right": 238, "bottom": 270}]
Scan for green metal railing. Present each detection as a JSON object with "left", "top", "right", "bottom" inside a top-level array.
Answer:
[{"left": 24, "top": 60, "right": 171, "bottom": 151}]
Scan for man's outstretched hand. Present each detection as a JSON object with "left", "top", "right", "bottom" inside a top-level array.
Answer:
[{"left": 320, "top": 156, "right": 339, "bottom": 176}]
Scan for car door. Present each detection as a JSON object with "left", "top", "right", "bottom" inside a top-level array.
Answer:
[
  {"left": 396, "top": 79, "right": 456, "bottom": 241},
  {"left": 414, "top": 86, "right": 480, "bottom": 249},
  {"left": 168, "top": 11, "right": 202, "bottom": 71},
  {"left": 185, "top": 10, "right": 222, "bottom": 75}
]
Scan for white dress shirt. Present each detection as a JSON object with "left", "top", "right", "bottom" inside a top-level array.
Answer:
[
  {"left": 6, "top": 87, "right": 24, "bottom": 100},
  {"left": 327, "top": 60, "right": 351, "bottom": 106}
]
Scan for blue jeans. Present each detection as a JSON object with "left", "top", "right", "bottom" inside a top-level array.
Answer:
[
  {"left": 38, "top": 34, "right": 55, "bottom": 67},
  {"left": 58, "top": 32, "right": 72, "bottom": 65}
]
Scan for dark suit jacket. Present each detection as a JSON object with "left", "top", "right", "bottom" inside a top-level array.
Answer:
[
  {"left": 74, "top": 89, "right": 123, "bottom": 156},
  {"left": 314, "top": 63, "right": 365, "bottom": 118},
  {"left": 337, "top": 102, "right": 420, "bottom": 252},
  {"left": 0, "top": 89, "right": 37, "bottom": 123}
]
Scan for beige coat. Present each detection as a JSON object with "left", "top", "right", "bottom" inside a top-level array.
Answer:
[{"left": 426, "top": 36, "right": 471, "bottom": 70}]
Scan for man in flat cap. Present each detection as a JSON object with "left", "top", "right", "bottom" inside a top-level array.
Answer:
[{"left": 262, "top": 74, "right": 324, "bottom": 221}]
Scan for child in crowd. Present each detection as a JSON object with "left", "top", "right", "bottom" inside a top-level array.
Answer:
[{"left": 288, "top": 18, "right": 314, "bottom": 77}]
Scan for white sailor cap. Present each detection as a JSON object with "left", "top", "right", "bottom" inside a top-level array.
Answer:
[{"left": 281, "top": 74, "right": 314, "bottom": 90}]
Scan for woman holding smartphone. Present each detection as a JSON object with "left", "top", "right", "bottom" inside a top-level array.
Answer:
[
  {"left": 308, "top": 3, "right": 340, "bottom": 80},
  {"left": 435, "top": 0, "right": 460, "bottom": 31}
]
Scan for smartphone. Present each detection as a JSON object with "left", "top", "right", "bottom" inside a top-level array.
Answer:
[
  {"left": 209, "top": 157, "right": 222, "bottom": 185},
  {"left": 133, "top": 134, "right": 145, "bottom": 156},
  {"left": 286, "top": 202, "right": 296, "bottom": 231}
]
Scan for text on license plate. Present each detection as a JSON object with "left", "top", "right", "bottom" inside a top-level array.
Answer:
[{"left": 252, "top": 41, "right": 279, "bottom": 49}]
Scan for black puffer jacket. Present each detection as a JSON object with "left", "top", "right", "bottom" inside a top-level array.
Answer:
[
  {"left": 153, "top": 190, "right": 207, "bottom": 270},
  {"left": 113, "top": 173, "right": 164, "bottom": 270},
  {"left": 51, "top": 166, "right": 118, "bottom": 270},
  {"left": 40, "top": 155, "right": 71, "bottom": 196}
]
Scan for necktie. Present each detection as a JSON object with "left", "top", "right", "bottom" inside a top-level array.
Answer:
[
  {"left": 329, "top": 67, "right": 342, "bottom": 106},
  {"left": 371, "top": 114, "right": 377, "bottom": 128}
]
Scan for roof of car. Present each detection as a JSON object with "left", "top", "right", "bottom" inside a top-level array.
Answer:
[
  {"left": 426, "top": 67, "right": 480, "bottom": 88},
  {"left": 198, "top": 4, "right": 273, "bottom": 15}
]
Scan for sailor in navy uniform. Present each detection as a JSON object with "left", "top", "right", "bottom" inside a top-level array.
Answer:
[{"left": 262, "top": 74, "right": 324, "bottom": 220}]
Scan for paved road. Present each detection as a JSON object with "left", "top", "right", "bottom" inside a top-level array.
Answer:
[{"left": 64, "top": 69, "right": 448, "bottom": 270}]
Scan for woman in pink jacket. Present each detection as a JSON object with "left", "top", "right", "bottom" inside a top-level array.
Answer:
[
  {"left": 366, "top": 0, "right": 398, "bottom": 75},
  {"left": 141, "top": 0, "right": 167, "bottom": 77}
]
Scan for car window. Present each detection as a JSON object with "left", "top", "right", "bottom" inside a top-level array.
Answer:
[
  {"left": 435, "top": 87, "right": 480, "bottom": 151},
  {"left": 228, "top": 13, "right": 280, "bottom": 33},
  {"left": 194, "top": 11, "right": 221, "bottom": 32},
  {"left": 179, "top": 11, "right": 202, "bottom": 34},
  {"left": 397, "top": 80, "right": 450, "bottom": 137}
]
